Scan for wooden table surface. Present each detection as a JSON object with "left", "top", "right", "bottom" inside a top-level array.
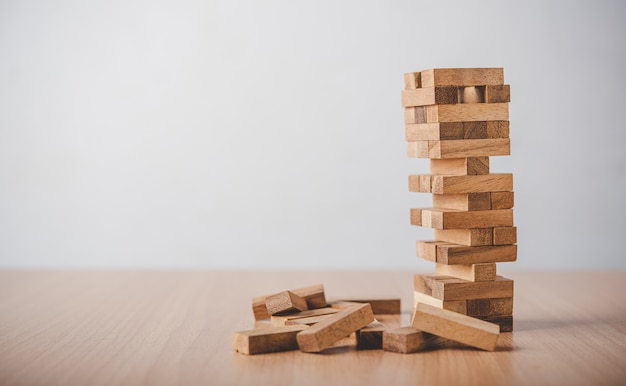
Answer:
[{"left": 0, "top": 270, "right": 625, "bottom": 385}]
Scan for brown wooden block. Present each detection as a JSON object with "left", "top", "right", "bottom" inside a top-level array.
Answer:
[
  {"left": 425, "top": 103, "right": 509, "bottom": 123},
  {"left": 491, "top": 191, "right": 514, "bottom": 209},
  {"left": 411, "top": 302, "right": 500, "bottom": 351},
  {"left": 432, "top": 193, "right": 491, "bottom": 211},
  {"left": 411, "top": 138, "right": 509, "bottom": 159},
  {"left": 435, "top": 244, "right": 517, "bottom": 264},
  {"left": 382, "top": 327, "right": 443, "bottom": 353},
  {"left": 332, "top": 299, "right": 401, "bottom": 315},
  {"left": 486, "top": 120, "right": 510, "bottom": 138},
  {"left": 252, "top": 284, "right": 327, "bottom": 321},
  {"left": 296, "top": 303, "right": 375, "bottom": 353},
  {"left": 233, "top": 325, "right": 307, "bottom": 355},
  {"left": 415, "top": 274, "right": 514, "bottom": 301},
  {"left": 404, "top": 72, "right": 421, "bottom": 89},
  {"left": 458, "top": 86, "right": 485, "bottom": 103},
  {"left": 485, "top": 85, "right": 511, "bottom": 103},
  {"left": 266, "top": 291, "right": 308, "bottom": 315},
  {"left": 407, "top": 141, "right": 429, "bottom": 158},
  {"left": 493, "top": 226, "right": 517, "bottom": 245},
  {"left": 481, "top": 315, "right": 513, "bottom": 332},
  {"left": 408, "top": 175, "right": 433, "bottom": 193},
  {"left": 410, "top": 208, "right": 514, "bottom": 229},
  {"left": 420, "top": 68, "right": 504, "bottom": 87},
  {"left": 431, "top": 174, "right": 513, "bottom": 194},
  {"left": 413, "top": 290, "right": 467, "bottom": 314},
  {"left": 430, "top": 157, "right": 490, "bottom": 176},
  {"left": 402, "top": 87, "right": 458, "bottom": 107},
  {"left": 436, "top": 263, "right": 497, "bottom": 282},
  {"left": 405, "top": 106, "right": 427, "bottom": 124},
  {"left": 435, "top": 228, "right": 493, "bottom": 246},
  {"left": 466, "top": 298, "right": 514, "bottom": 317},
  {"left": 356, "top": 321, "right": 387, "bottom": 350},
  {"left": 271, "top": 308, "right": 340, "bottom": 327},
  {"left": 405, "top": 122, "right": 464, "bottom": 141},
  {"left": 285, "top": 315, "right": 333, "bottom": 326},
  {"left": 416, "top": 240, "right": 440, "bottom": 262}
]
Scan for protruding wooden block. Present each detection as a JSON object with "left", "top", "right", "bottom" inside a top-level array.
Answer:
[
  {"left": 405, "top": 106, "right": 427, "bottom": 124},
  {"left": 266, "top": 291, "right": 308, "bottom": 315},
  {"left": 296, "top": 303, "right": 375, "bottom": 353},
  {"left": 414, "top": 274, "right": 514, "bottom": 301},
  {"left": 233, "top": 325, "right": 307, "bottom": 355},
  {"left": 413, "top": 290, "right": 467, "bottom": 314},
  {"left": 420, "top": 68, "right": 504, "bottom": 88},
  {"left": 410, "top": 208, "right": 514, "bottom": 229},
  {"left": 436, "top": 263, "right": 497, "bottom": 282},
  {"left": 432, "top": 192, "right": 491, "bottom": 211},
  {"left": 491, "top": 191, "right": 514, "bottom": 209},
  {"left": 382, "top": 327, "right": 443, "bottom": 353},
  {"left": 402, "top": 87, "right": 458, "bottom": 106},
  {"left": 493, "top": 226, "right": 517, "bottom": 245},
  {"left": 252, "top": 284, "right": 327, "bottom": 321},
  {"left": 466, "top": 298, "right": 514, "bottom": 317},
  {"left": 430, "top": 157, "right": 490, "bottom": 176},
  {"left": 356, "top": 321, "right": 387, "bottom": 350},
  {"left": 434, "top": 228, "right": 493, "bottom": 246},
  {"left": 405, "top": 121, "right": 509, "bottom": 141},
  {"left": 271, "top": 308, "right": 340, "bottom": 327},
  {"left": 409, "top": 174, "right": 513, "bottom": 194},
  {"left": 409, "top": 138, "right": 510, "bottom": 159},
  {"left": 404, "top": 72, "right": 421, "bottom": 89},
  {"left": 412, "top": 302, "right": 500, "bottom": 351},
  {"left": 331, "top": 299, "right": 401, "bottom": 315},
  {"left": 425, "top": 103, "right": 509, "bottom": 123},
  {"left": 434, "top": 243, "right": 517, "bottom": 264},
  {"left": 485, "top": 85, "right": 511, "bottom": 103}
]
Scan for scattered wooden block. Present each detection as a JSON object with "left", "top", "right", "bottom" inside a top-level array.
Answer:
[
  {"left": 420, "top": 68, "right": 504, "bottom": 87},
  {"left": 436, "top": 263, "right": 497, "bottom": 282},
  {"left": 414, "top": 274, "right": 514, "bottom": 301},
  {"left": 411, "top": 302, "right": 500, "bottom": 351},
  {"left": 410, "top": 208, "right": 514, "bottom": 229},
  {"left": 434, "top": 228, "right": 493, "bottom": 246},
  {"left": 491, "top": 191, "right": 515, "bottom": 209},
  {"left": 408, "top": 138, "right": 510, "bottom": 159},
  {"left": 331, "top": 299, "right": 401, "bottom": 314},
  {"left": 271, "top": 308, "right": 340, "bottom": 327},
  {"left": 430, "top": 157, "right": 490, "bottom": 176},
  {"left": 404, "top": 72, "right": 421, "bottom": 89},
  {"left": 425, "top": 103, "right": 509, "bottom": 123},
  {"left": 382, "top": 327, "right": 443, "bottom": 353},
  {"left": 402, "top": 87, "right": 458, "bottom": 106},
  {"left": 356, "top": 321, "right": 387, "bottom": 350},
  {"left": 493, "top": 226, "right": 517, "bottom": 245},
  {"left": 466, "top": 298, "right": 514, "bottom": 317},
  {"left": 405, "top": 121, "right": 509, "bottom": 141},
  {"left": 266, "top": 291, "right": 308, "bottom": 316},
  {"left": 413, "top": 290, "right": 467, "bottom": 314},
  {"left": 285, "top": 315, "right": 334, "bottom": 326},
  {"left": 409, "top": 174, "right": 513, "bottom": 194},
  {"left": 296, "top": 303, "right": 375, "bottom": 353},
  {"left": 233, "top": 325, "right": 308, "bottom": 355},
  {"left": 432, "top": 192, "right": 491, "bottom": 211},
  {"left": 252, "top": 284, "right": 327, "bottom": 321}
]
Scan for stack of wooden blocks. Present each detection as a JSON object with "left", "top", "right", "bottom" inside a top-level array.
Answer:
[{"left": 404, "top": 68, "right": 516, "bottom": 332}]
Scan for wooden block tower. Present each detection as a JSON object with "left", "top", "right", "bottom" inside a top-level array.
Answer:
[{"left": 403, "top": 68, "right": 515, "bottom": 332}]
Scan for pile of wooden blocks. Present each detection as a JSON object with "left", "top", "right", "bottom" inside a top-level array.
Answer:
[{"left": 404, "top": 67, "right": 515, "bottom": 333}]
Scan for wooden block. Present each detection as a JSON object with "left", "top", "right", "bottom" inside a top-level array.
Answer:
[
  {"left": 435, "top": 228, "right": 493, "bottom": 246},
  {"left": 266, "top": 291, "right": 308, "bottom": 315},
  {"left": 432, "top": 192, "right": 491, "bottom": 211},
  {"left": 271, "top": 308, "right": 340, "bottom": 327},
  {"left": 233, "top": 325, "right": 307, "bottom": 355},
  {"left": 413, "top": 290, "right": 467, "bottom": 314},
  {"left": 404, "top": 72, "right": 421, "bottom": 89},
  {"left": 434, "top": 244, "right": 517, "bottom": 265},
  {"left": 491, "top": 191, "right": 514, "bottom": 209},
  {"left": 408, "top": 175, "right": 433, "bottom": 193},
  {"left": 356, "top": 320, "right": 386, "bottom": 350},
  {"left": 458, "top": 86, "right": 485, "bottom": 103},
  {"left": 486, "top": 120, "right": 510, "bottom": 138},
  {"left": 466, "top": 298, "right": 514, "bottom": 317},
  {"left": 382, "top": 327, "right": 443, "bottom": 353},
  {"left": 414, "top": 274, "right": 514, "bottom": 301},
  {"left": 405, "top": 121, "right": 508, "bottom": 141},
  {"left": 482, "top": 315, "right": 513, "bottom": 332},
  {"left": 436, "top": 263, "right": 497, "bottom": 282},
  {"left": 485, "top": 85, "right": 511, "bottom": 103},
  {"left": 252, "top": 284, "right": 327, "bottom": 321},
  {"left": 332, "top": 299, "right": 401, "bottom": 315},
  {"left": 425, "top": 103, "right": 509, "bottom": 123},
  {"left": 420, "top": 68, "right": 504, "bottom": 87},
  {"left": 410, "top": 208, "right": 514, "bottom": 229},
  {"left": 409, "top": 138, "right": 510, "bottom": 159},
  {"left": 416, "top": 240, "right": 440, "bottom": 262},
  {"left": 405, "top": 106, "right": 427, "bottom": 124},
  {"left": 493, "top": 226, "right": 517, "bottom": 245},
  {"left": 431, "top": 174, "right": 513, "bottom": 194},
  {"left": 411, "top": 302, "right": 500, "bottom": 351},
  {"left": 296, "top": 303, "right": 375, "bottom": 353},
  {"left": 430, "top": 157, "right": 490, "bottom": 176},
  {"left": 401, "top": 87, "right": 458, "bottom": 107},
  {"left": 285, "top": 315, "right": 333, "bottom": 326}
]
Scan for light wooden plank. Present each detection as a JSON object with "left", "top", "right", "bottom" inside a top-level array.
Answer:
[
  {"left": 410, "top": 208, "right": 514, "bottom": 229},
  {"left": 426, "top": 103, "right": 509, "bottom": 122},
  {"left": 432, "top": 192, "right": 491, "bottom": 211},
  {"left": 420, "top": 68, "right": 504, "bottom": 87},
  {"left": 233, "top": 325, "right": 307, "bottom": 355},
  {"left": 252, "top": 284, "right": 327, "bottom": 321},
  {"left": 401, "top": 87, "right": 458, "bottom": 106},
  {"left": 382, "top": 327, "right": 443, "bottom": 353},
  {"left": 415, "top": 274, "right": 514, "bottom": 301},
  {"left": 434, "top": 228, "right": 494, "bottom": 246},
  {"left": 430, "top": 157, "right": 490, "bottom": 176},
  {"left": 265, "top": 291, "right": 308, "bottom": 315},
  {"left": 271, "top": 308, "right": 340, "bottom": 327},
  {"left": 436, "top": 263, "right": 497, "bottom": 282}
]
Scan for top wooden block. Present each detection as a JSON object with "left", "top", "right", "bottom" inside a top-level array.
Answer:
[{"left": 416, "top": 68, "right": 504, "bottom": 88}]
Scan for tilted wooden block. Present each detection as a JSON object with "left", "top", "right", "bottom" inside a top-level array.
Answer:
[
  {"left": 420, "top": 68, "right": 504, "bottom": 88},
  {"left": 233, "top": 325, "right": 308, "bottom": 355},
  {"left": 402, "top": 87, "right": 458, "bottom": 106},
  {"left": 409, "top": 174, "right": 513, "bottom": 194},
  {"left": 436, "top": 263, "right": 497, "bottom": 282},
  {"left": 404, "top": 72, "right": 421, "bottom": 89},
  {"left": 425, "top": 103, "right": 509, "bottom": 123},
  {"left": 296, "top": 303, "right": 375, "bottom": 353},
  {"left": 432, "top": 192, "right": 491, "bottom": 211},
  {"left": 271, "top": 308, "right": 340, "bottom": 327},
  {"left": 408, "top": 138, "right": 510, "bottom": 159},
  {"left": 410, "top": 208, "right": 514, "bottom": 229},
  {"left": 411, "top": 302, "right": 500, "bottom": 351},
  {"left": 434, "top": 228, "right": 494, "bottom": 246},
  {"left": 430, "top": 157, "right": 490, "bottom": 176},
  {"left": 493, "top": 226, "right": 517, "bottom": 245},
  {"left": 382, "top": 327, "right": 443, "bottom": 354},
  {"left": 466, "top": 298, "right": 514, "bottom": 317},
  {"left": 418, "top": 242, "right": 517, "bottom": 264},
  {"left": 285, "top": 315, "right": 334, "bottom": 326},
  {"left": 413, "top": 290, "right": 467, "bottom": 314},
  {"left": 331, "top": 299, "right": 401, "bottom": 314},
  {"left": 414, "top": 274, "right": 514, "bottom": 301},
  {"left": 405, "top": 121, "right": 509, "bottom": 141},
  {"left": 265, "top": 291, "right": 308, "bottom": 316},
  {"left": 356, "top": 320, "right": 387, "bottom": 350},
  {"left": 252, "top": 284, "right": 327, "bottom": 321},
  {"left": 491, "top": 191, "right": 515, "bottom": 209}
]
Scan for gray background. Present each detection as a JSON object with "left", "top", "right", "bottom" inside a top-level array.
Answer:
[{"left": 1, "top": 0, "right": 625, "bottom": 270}]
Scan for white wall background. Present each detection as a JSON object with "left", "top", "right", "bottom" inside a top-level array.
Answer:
[{"left": 1, "top": 0, "right": 625, "bottom": 269}]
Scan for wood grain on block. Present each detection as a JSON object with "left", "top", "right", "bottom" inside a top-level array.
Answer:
[
  {"left": 382, "top": 327, "right": 443, "bottom": 354},
  {"left": 420, "top": 68, "right": 504, "bottom": 87},
  {"left": 416, "top": 240, "right": 440, "bottom": 262},
  {"left": 285, "top": 315, "right": 333, "bottom": 326},
  {"left": 332, "top": 299, "right": 401, "bottom": 315},
  {"left": 493, "top": 226, "right": 517, "bottom": 245},
  {"left": 233, "top": 325, "right": 307, "bottom": 355},
  {"left": 252, "top": 284, "right": 327, "bottom": 321},
  {"left": 415, "top": 274, "right": 514, "bottom": 301},
  {"left": 435, "top": 228, "right": 494, "bottom": 246},
  {"left": 271, "top": 308, "right": 340, "bottom": 327},
  {"left": 486, "top": 120, "right": 510, "bottom": 138},
  {"left": 410, "top": 208, "right": 514, "bottom": 229},
  {"left": 296, "top": 303, "right": 375, "bottom": 353},
  {"left": 432, "top": 192, "right": 491, "bottom": 211},
  {"left": 411, "top": 302, "right": 500, "bottom": 351},
  {"left": 405, "top": 106, "right": 427, "bottom": 124},
  {"left": 402, "top": 87, "right": 458, "bottom": 106},
  {"left": 466, "top": 298, "right": 514, "bottom": 317},
  {"left": 436, "top": 263, "right": 497, "bottom": 282},
  {"left": 430, "top": 157, "right": 490, "bottom": 176},
  {"left": 491, "top": 191, "right": 515, "bottom": 209},
  {"left": 482, "top": 315, "right": 513, "bottom": 332},
  {"left": 413, "top": 290, "right": 467, "bottom": 314},
  {"left": 266, "top": 291, "right": 308, "bottom": 315},
  {"left": 432, "top": 174, "right": 513, "bottom": 194},
  {"left": 485, "top": 85, "right": 511, "bottom": 103},
  {"left": 411, "top": 138, "right": 510, "bottom": 159},
  {"left": 356, "top": 321, "right": 387, "bottom": 350},
  {"left": 408, "top": 175, "right": 433, "bottom": 193},
  {"left": 425, "top": 103, "right": 509, "bottom": 123},
  {"left": 407, "top": 141, "right": 429, "bottom": 158},
  {"left": 435, "top": 244, "right": 517, "bottom": 265},
  {"left": 405, "top": 121, "right": 508, "bottom": 141},
  {"left": 404, "top": 72, "right": 421, "bottom": 89}
]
